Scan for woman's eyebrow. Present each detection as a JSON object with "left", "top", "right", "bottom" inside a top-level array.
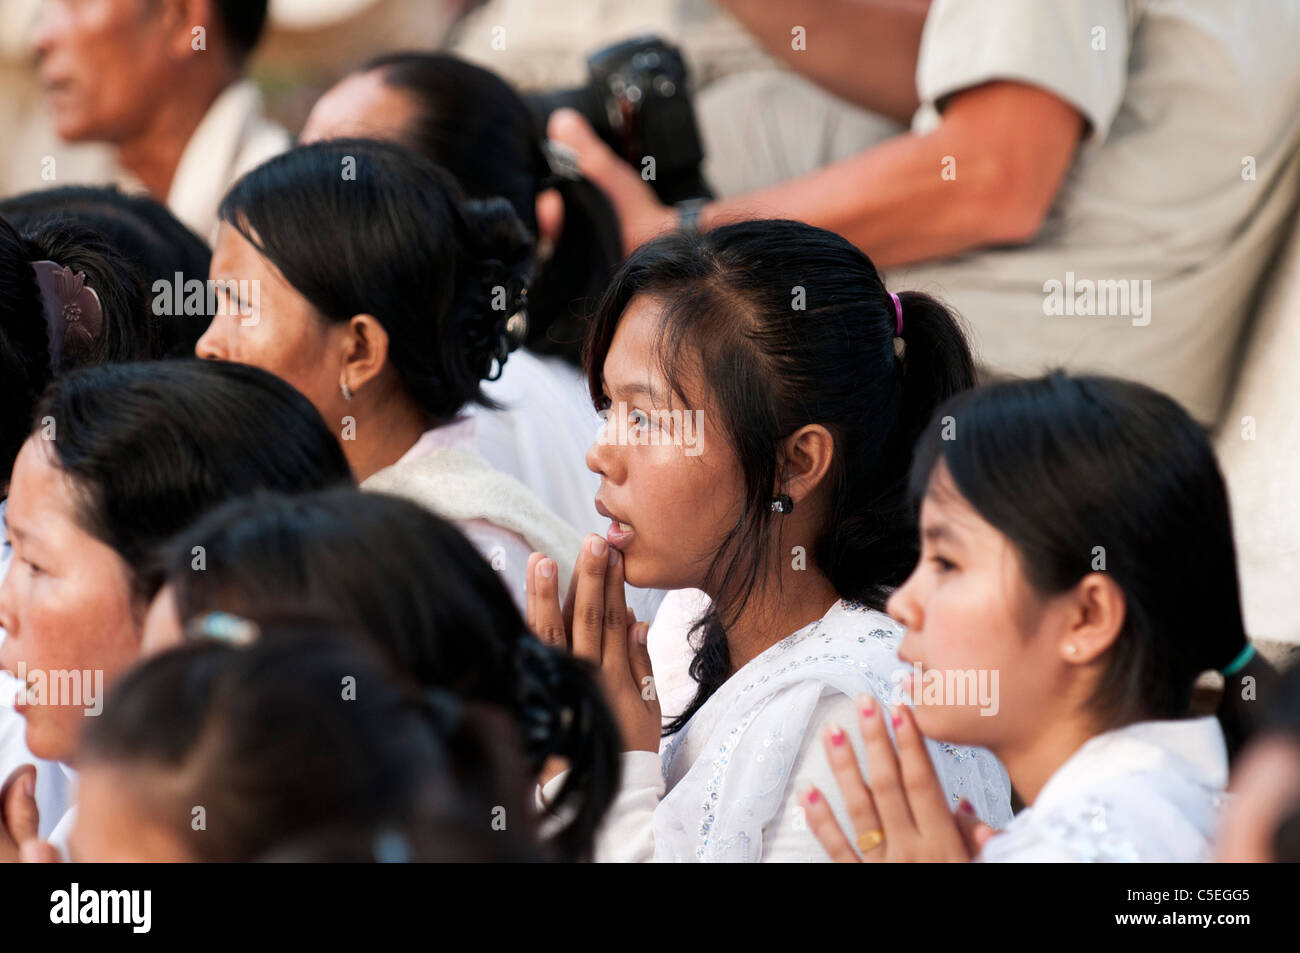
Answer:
[
  {"left": 922, "top": 522, "right": 962, "bottom": 547},
  {"left": 604, "top": 376, "right": 668, "bottom": 403}
]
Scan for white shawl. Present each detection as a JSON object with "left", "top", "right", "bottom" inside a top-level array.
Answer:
[{"left": 362, "top": 446, "right": 584, "bottom": 584}]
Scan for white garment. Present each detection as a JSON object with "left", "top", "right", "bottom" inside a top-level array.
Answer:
[
  {"left": 895, "top": 0, "right": 1300, "bottom": 425},
  {"left": 645, "top": 587, "right": 711, "bottom": 722},
  {"left": 544, "top": 598, "right": 1012, "bottom": 862},
  {"left": 117, "top": 79, "right": 290, "bottom": 244},
  {"left": 474, "top": 350, "right": 602, "bottom": 542},
  {"left": 978, "top": 717, "right": 1227, "bottom": 863},
  {"left": 361, "top": 420, "right": 585, "bottom": 612}
]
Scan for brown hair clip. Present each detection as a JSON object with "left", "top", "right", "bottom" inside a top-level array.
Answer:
[{"left": 29, "top": 260, "right": 104, "bottom": 367}]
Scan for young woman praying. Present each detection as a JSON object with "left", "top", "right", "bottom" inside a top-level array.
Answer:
[{"left": 526, "top": 219, "right": 1013, "bottom": 861}]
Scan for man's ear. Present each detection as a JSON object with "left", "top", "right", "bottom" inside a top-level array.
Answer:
[
  {"left": 338, "top": 314, "right": 391, "bottom": 397},
  {"left": 779, "top": 424, "right": 835, "bottom": 506},
  {"left": 161, "top": 0, "right": 206, "bottom": 59},
  {"left": 1060, "top": 572, "right": 1126, "bottom": 665}
]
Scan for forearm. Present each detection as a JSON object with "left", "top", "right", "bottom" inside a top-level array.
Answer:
[
  {"left": 696, "top": 83, "right": 1083, "bottom": 269},
  {"left": 713, "top": 0, "right": 931, "bottom": 123}
]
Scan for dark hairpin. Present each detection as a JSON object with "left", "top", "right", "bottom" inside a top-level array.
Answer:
[{"left": 29, "top": 260, "right": 104, "bottom": 366}]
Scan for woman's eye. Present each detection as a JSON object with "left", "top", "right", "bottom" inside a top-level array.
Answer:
[
  {"left": 931, "top": 556, "right": 956, "bottom": 573},
  {"left": 629, "top": 409, "right": 650, "bottom": 430}
]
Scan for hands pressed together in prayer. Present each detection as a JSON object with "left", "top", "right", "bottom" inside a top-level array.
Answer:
[
  {"left": 799, "top": 695, "right": 998, "bottom": 862},
  {"left": 526, "top": 535, "right": 662, "bottom": 758}
]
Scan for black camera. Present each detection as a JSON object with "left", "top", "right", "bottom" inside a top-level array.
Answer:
[{"left": 528, "top": 35, "right": 713, "bottom": 205}]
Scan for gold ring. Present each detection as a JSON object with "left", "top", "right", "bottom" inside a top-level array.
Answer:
[{"left": 856, "top": 829, "right": 884, "bottom": 852}]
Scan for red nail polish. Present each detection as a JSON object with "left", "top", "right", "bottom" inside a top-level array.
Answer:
[
  {"left": 960, "top": 800, "right": 976, "bottom": 815},
  {"left": 805, "top": 788, "right": 820, "bottom": 804},
  {"left": 890, "top": 709, "right": 903, "bottom": 728},
  {"left": 829, "top": 726, "right": 845, "bottom": 747},
  {"left": 860, "top": 697, "right": 875, "bottom": 718}
]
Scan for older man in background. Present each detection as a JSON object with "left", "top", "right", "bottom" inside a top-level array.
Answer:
[{"left": 30, "top": 0, "right": 287, "bottom": 242}]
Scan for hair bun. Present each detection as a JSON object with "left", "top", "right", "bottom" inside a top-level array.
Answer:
[
  {"left": 452, "top": 197, "right": 534, "bottom": 381},
  {"left": 511, "top": 636, "right": 582, "bottom": 763}
]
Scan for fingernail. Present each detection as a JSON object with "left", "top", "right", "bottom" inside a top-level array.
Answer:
[
  {"left": 590, "top": 536, "right": 607, "bottom": 557},
  {"left": 960, "top": 800, "right": 976, "bottom": 816},
  {"left": 538, "top": 559, "right": 555, "bottom": 579},
  {"left": 607, "top": 545, "right": 618, "bottom": 566},
  {"left": 826, "top": 724, "right": 846, "bottom": 747},
  {"left": 804, "top": 786, "right": 820, "bottom": 805},
  {"left": 858, "top": 695, "right": 875, "bottom": 718},
  {"left": 890, "top": 706, "right": 903, "bottom": 728},
  {"left": 636, "top": 623, "right": 649, "bottom": 645}
]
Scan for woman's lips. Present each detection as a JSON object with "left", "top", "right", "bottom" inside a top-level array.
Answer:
[{"left": 606, "top": 519, "right": 635, "bottom": 549}]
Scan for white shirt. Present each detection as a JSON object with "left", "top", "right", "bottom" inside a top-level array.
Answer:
[
  {"left": 117, "top": 79, "right": 290, "bottom": 244},
  {"left": 978, "top": 716, "right": 1227, "bottom": 862},
  {"left": 893, "top": 0, "right": 1300, "bottom": 424},
  {"left": 544, "top": 598, "right": 1013, "bottom": 862}
]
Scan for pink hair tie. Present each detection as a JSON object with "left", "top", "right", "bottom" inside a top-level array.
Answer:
[{"left": 889, "top": 292, "right": 903, "bottom": 337}]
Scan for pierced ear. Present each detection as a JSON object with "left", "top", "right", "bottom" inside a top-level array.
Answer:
[
  {"left": 339, "top": 314, "right": 390, "bottom": 395},
  {"left": 1062, "top": 572, "right": 1126, "bottom": 664},
  {"left": 779, "top": 424, "right": 835, "bottom": 505}
]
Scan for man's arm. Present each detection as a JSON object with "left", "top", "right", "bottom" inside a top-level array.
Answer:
[
  {"left": 713, "top": 0, "right": 932, "bottom": 124},
  {"left": 705, "top": 81, "right": 1086, "bottom": 268},
  {"left": 551, "top": 81, "right": 1085, "bottom": 269}
]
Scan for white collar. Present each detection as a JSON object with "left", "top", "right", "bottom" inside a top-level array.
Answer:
[
  {"left": 165, "top": 79, "right": 265, "bottom": 237},
  {"left": 1031, "top": 716, "right": 1227, "bottom": 815}
]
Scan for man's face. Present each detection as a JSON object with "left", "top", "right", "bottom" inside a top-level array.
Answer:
[{"left": 35, "top": 0, "right": 185, "bottom": 142}]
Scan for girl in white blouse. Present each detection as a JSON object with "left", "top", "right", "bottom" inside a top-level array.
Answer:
[
  {"left": 525, "top": 219, "right": 1013, "bottom": 861},
  {"left": 802, "top": 373, "right": 1271, "bottom": 862}
]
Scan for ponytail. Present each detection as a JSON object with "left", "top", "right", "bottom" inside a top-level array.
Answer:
[
  {"left": 1216, "top": 649, "right": 1278, "bottom": 759},
  {"left": 526, "top": 174, "right": 621, "bottom": 365}
]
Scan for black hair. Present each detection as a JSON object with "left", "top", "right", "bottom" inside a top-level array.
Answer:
[
  {"left": 908, "top": 371, "right": 1273, "bottom": 757},
  {"left": 362, "top": 51, "right": 622, "bottom": 365},
  {"left": 219, "top": 138, "right": 533, "bottom": 421},
  {"left": 0, "top": 185, "right": 213, "bottom": 358},
  {"left": 1, "top": 214, "right": 158, "bottom": 486},
  {"left": 31, "top": 360, "right": 353, "bottom": 598},
  {"left": 212, "top": 0, "right": 269, "bottom": 62},
  {"left": 583, "top": 220, "right": 977, "bottom": 733},
  {"left": 159, "top": 488, "right": 620, "bottom": 861},
  {"left": 80, "top": 623, "right": 539, "bottom": 862}
]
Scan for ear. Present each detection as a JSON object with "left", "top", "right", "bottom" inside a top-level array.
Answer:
[
  {"left": 160, "top": 0, "right": 205, "bottom": 59},
  {"left": 778, "top": 424, "right": 835, "bottom": 506},
  {"left": 338, "top": 314, "right": 391, "bottom": 397},
  {"left": 1060, "top": 572, "right": 1126, "bottom": 665}
]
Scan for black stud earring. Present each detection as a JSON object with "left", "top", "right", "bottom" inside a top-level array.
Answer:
[{"left": 770, "top": 493, "right": 794, "bottom": 514}]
